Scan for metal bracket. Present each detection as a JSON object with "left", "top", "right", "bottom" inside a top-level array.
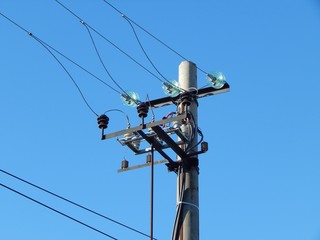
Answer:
[{"left": 102, "top": 112, "right": 188, "bottom": 172}]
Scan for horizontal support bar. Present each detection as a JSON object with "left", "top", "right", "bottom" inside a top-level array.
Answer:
[
  {"left": 117, "top": 159, "right": 168, "bottom": 173},
  {"left": 103, "top": 112, "right": 187, "bottom": 140},
  {"left": 148, "top": 84, "right": 230, "bottom": 108}
]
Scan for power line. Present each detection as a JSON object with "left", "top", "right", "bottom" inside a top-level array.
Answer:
[
  {"left": 80, "top": 21, "right": 136, "bottom": 104},
  {"left": 31, "top": 34, "right": 99, "bottom": 116},
  {"left": 0, "top": 182, "right": 118, "bottom": 240},
  {"left": 0, "top": 168, "right": 156, "bottom": 240},
  {"left": 54, "top": 0, "right": 173, "bottom": 88},
  {"left": 101, "top": 0, "right": 209, "bottom": 75},
  {"left": 124, "top": 17, "right": 170, "bottom": 83},
  {"left": 0, "top": 12, "right": 98, "bottom": 116},
  {"left": 37, "top": 39, "right": 122, "bottom": 95},
  {"left": 1, "top": 10, "right": 123, "bottom": 96}
]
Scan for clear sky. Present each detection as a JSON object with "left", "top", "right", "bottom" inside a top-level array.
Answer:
[{"left": 1, "top": 1, "right": 320, "bottom": 240}]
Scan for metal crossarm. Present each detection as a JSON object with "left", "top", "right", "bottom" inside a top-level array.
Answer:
[
  {"left": 151, "top": 126, "right": 189, "bottom": 161},
  {"left": 148, "top": 84, "right": 230, "bottom": 108}
]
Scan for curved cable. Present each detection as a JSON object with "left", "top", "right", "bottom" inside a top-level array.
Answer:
[
  {"left": 105, "top": 109, "right": 131, "bottom": 128},
  {"left": 0, "top": 11, "right": 103, "bottom": 116},
  {"left": 123, "top": 16, "right": 168, "bottom": 82},
  {"left": 101, "top": 0, "right": 209, "bottom": 75},
  {"left": 123, "top": 16, "right": 186, "bottom": 93},
  {"left": 38, "top": 39, "right": 122, "bottom": 94},
  {"left": 54, "top": 1, "right": 168, "bottom": 87},
  {"left": 31, "top": 34, "right": 98, "bottom": 116},
  {"left": 0, "top": 169, "right": 157, "bottom": 240},
  {"left": 1, "top": 10, "right": 123, "bottom": 95},
  {"left": 0, "top": 183, "right": 118, "bottom": 240},
  {"left": 80, "top": 21, "right": 139, "bottom": 105},
  {"left": 186, "top": 127, "right": 204, "bottom": 154}
]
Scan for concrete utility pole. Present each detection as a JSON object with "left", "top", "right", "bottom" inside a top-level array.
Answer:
[
  {"left": 177, "top": 61, "right": 199, "bottom": 240},
  {"left": 99, "top": 60, "right": 229, "bottom": 240}
]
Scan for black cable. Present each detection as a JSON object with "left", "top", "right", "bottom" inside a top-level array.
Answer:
[
  {"left": 186, "top": 127, "right": 204, "bottom": 154},
  {"left": 101, "top": 0, "right": 209, "bottom": 76},
  {"left": 0, "top": 169, "right": 157, "bottom": 240},
  {"left": 80, "top": 21, "right": 138, "bottom": 104},
  {"left": 38, "top": 39, "right": 122, "bottom": 95},
  {"left": 171, "top": 165, "right": 185, "bottom": 240},
  {"left": 0, "top": 12, "right": 29, "bottom": 33},
  {"left": 185, "top": 112, "right": 204, "bottom": 154},
  {"left": 123, "top": 16, "right": 168, "bottom": 82},
  {"left": 1, "top": 10, "right": 124, "bottom": 95},
  {"left": 0, "top": 183, "right": 118, "bottom": 240},
  {"left": 31, "top": 34, "right": 98, "bottom": 116},
  {"left": 123, "top": 17, "right": 186, "bottom": 94},
  {"left": 0, "top": 11, "right": 99, "bottom": 116},
  {"left": 55, "top": 0, "right": 167, "bottom": 87}
]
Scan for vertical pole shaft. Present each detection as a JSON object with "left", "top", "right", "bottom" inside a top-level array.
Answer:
[
  {"left": 150, "top": 146, "right": 154, "bottom": 240},
  {"left": 177, "top": 61, "right": 199, "bottom": 240}
]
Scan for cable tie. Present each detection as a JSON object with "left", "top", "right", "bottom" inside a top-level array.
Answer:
[{"left": 176, "top": 201, "right": 199, "bottom": 211}]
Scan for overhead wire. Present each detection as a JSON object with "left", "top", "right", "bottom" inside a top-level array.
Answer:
[
  {"left": 0, "top": 182, "right": 118, "bottom": 240},
  {"left": 123, "top": 16, "right": 168, "bottom": 83},
  {"left": 1, "top": 10, "right": 123, "bottom": 95},
  {"left": 101, "top": 0, "right": 209, "bottom": 76},
  {"left": 0, "top": 168, "right": 157, "bottom": 240},
  {"left": 54, "top": 0, "right": 173, "bottom": 95},
  {"left": 122, "top": 16, "right": 187, "bottom": 94},
  {"left": 38, "top": 39, "right": 122, "bottom": 95},
  {"left": 0, "top": 11, "right": 99, "bottom": 116},
  {"left": 31, "top": 34, "right": 98, "bottom": 116},
  {"left": 80, "top": 20, "right": 139, "bottom": 105}
]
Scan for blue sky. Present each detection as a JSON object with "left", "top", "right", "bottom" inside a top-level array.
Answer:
[{"left": 1, "top": 1, "right": 320, "bottom": 239}]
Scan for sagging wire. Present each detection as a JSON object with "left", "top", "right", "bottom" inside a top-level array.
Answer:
[
  {"left": 80, "top": 20, "right": 139, "bottom": 106},
  {"left": 37, "top": 38, "right": 122, "bottom": 95},
  {"left": 31, "top": 34, "right": 98, "bottom": 116},
  {"left": 101, "top": 0, "right": 210, "bottom": 76},
  {"left": 0, "top": 11, "right": 124, "bottom": 116},
  {"left": 0, "top": 183, "right": 118, "bottom": 240},
  {"left": 122, "top": 15, "right": 187, "bottom": 94},
  {"left": 0, "top": 169, "right": 157, "bottom": 240},
  {"left": 55, "top": 1, "right": 178, "bottom": 96}
]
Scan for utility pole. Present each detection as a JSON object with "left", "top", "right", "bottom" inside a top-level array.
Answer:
[
  {"left": 177, "top": 61, "right": 199, "bottom": 240},
  {"left": 98, "top": 60, "right": 229, "bottom": 240}
]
